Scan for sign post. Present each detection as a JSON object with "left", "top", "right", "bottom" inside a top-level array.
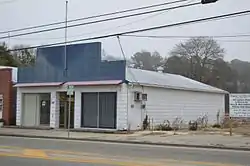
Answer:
[
  {"left": 67, "top": 85, "right": 74, "bottom": 138},
  {"left": 229, "top": 117, "right": 233, "bottom": 136}
]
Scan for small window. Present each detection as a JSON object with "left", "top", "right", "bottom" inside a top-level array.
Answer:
[{"left": 142, "top": 93, "right": 147, "bottom": 101}]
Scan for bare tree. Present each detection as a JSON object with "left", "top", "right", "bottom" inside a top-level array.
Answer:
[
  {"left": 12, "top": 44, "right": 36, "bottom": 67},
  {"left": 170, "top": 37, "right": 224, "bottom": 81}
]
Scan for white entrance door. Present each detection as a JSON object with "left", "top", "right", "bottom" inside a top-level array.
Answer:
[
  {"left": 22, "top": 94, "right": 39, "bottom": 126},
  {"left": 128, "top": 105, "right": 142, "bottom": 130}
]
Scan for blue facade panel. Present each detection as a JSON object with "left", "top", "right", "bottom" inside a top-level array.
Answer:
[
  {"left": 18, "top": 67, "right": 35, "bottom": 83},
  {"left": 17, "top": 42, "right": 126, "bottom": 83},
  {"left": 99, "top": 61, "right": 126, "bottom": 80}
]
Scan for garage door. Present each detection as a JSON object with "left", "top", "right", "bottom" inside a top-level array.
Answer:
[{"left": 81, "top": 92, "right": 117, "bottom": 129}]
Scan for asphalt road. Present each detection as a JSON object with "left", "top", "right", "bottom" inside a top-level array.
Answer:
[{"left": 0, "top": 136, "right": 249, "bottom": 166}]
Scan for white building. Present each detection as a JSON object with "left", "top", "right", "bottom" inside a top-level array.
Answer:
[{"left": 14, "top": 67, "right": 227, "bottom": 130}]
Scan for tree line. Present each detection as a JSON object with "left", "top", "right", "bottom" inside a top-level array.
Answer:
[
  {"left": 110, "top": 37, "right": 249, "bottom": 93},
  {"left": 1, "top": 37, "right": 249, "bottom": 93},
  {"left": 0, "top": 43, "right": 35, "bottom": 67}
]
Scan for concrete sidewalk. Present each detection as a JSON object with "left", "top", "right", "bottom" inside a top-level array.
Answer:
[{"left": 0, "top": 128, "right": 250, "bottom": 151}]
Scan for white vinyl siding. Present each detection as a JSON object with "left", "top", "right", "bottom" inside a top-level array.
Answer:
[{"left": 127, "top": 85, "right": 225, "bottom": 130}]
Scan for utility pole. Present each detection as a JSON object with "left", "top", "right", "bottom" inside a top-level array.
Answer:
[
  {"left": 64, "top": 0, "right": 71, "bottom": 138},
  {"left": 64, "top": 0, "right": 68, "bottom": 76}
]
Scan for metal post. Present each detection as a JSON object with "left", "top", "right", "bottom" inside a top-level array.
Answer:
[
  {"left": 64, "top": 101, "right": 67, "bottom": 128},
  {"left": 67, "top": 95, "right": 71, "bottom": 138},
  {"left": 152, "top": 118, "right": 154, "bottom": 131},
  {"left": 65, "top": 0, "right": 70, "bottom": 138},
  {"left": 97, "top": 92, "right": 99, "bottom": 128},
  {"left": 64, "top": 0, "right": 68, "bottom": 76},
  {"left": 229, "top": 117, "right": 232, "bottom": 136}
]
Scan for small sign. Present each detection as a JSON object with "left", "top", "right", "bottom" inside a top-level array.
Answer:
[
  {"left": 42, "top": 101, "right": 46, "bottom": 106},
  {"left": 67, "top": 85, "right": 74, "bottom": 96}
]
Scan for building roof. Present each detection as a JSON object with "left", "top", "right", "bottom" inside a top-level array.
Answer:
[
  {"left": 125, "top": 67, "right": 228, "bottom": 94},
  {"left": 0, "top": 66, "right": 18, "bottom": 83}
]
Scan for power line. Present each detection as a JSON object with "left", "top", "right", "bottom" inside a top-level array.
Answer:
[
  {"left": 218, "top": 40, "right": 250, "bottom": 42},
  {"left": 0, "top": 0, "right": 18, "bottom": 5},
  {"left": 8, "top": 11, "right": 172, "bottom": 41},
  {"left": 8, "top": 0, "right": 196, "bottom": 41},
  {"left": 120, "top": 34, "right": 250, "bottom": 39},
  {"left": 0, "top": 2, "right": 200, "bottom": 40},
  {"left": 117, "top": 36, "right": 127, "bottom": 61},
  {"left": 6, "top": 1, "right": 196, "bottom": 41},
  {"left": 5, "top": 9, "right": 250, "bottom": 52},
  {"left": 121, "top": 35, "right": 250, "bottom": 42},
  {"left": 117, "top": 35, "right": 140, "bottom": 85},
  {"left": 0, "top": 0, "right": 190, "bottom": 34}
]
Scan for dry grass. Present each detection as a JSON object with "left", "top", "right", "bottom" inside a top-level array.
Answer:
[
  {"left": 144, "top": 117, "right": 250, "bottom": 136},
  {"left": 232, "top": 124, "right": 250, "bottom": 136},
  {"left": 220, "top": 117, "right": 250, "bottom": 136}
]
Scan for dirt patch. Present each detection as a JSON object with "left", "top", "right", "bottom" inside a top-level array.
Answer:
[
  {"left": 140, "top": 132, "right": 167, "bottom": 136},
  {"left": 233, "top": 127, "right": 250, "bottom": 136}
]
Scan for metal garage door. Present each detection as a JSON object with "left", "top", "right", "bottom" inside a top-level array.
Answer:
[
  {"left": 81, "top": 92, "right": 117, "bottom": 129},
  {"left": 81, "top": 92, "right": 98, "bottom": 128}
]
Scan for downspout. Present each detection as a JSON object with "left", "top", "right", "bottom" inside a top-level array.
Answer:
[
  {"left": 126, "top": 83, "right": 129, "bottom": 132},
  {"left": 124, "top": 80, "right": 130, "bottom": 132},
  {"left": 141, "top": 85, "right": 146, "bottom": 128}
]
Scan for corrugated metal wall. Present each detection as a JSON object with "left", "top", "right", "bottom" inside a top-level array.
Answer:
[{"left": 18, "top": 42, "right": 126, "bottom": 83}]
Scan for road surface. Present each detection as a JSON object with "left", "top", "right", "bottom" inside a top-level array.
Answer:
[{"left": 0, "top": 136, "right": 249, "bottom": 166}]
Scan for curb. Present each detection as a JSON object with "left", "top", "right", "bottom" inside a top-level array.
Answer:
[
  {"left": 2, "top": 126, "right": 133, "bottom": 134},
  {"left": 0, "top": 133, "right": 250, "bottom": 152}
]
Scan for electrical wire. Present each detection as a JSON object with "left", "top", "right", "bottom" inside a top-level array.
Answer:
[
  {"left": 0, "top": 0, "right": 190, "bottom": 34},
  {"left": 120, "top": 34, "right": 250, "bottom": 39},
  {"left": 117, "top": 36, "right": 140, "bottom": 85},
  {"left": 117, "top": 36, "right": 127, "bottom": 61},
  {"left": 0, "top": 2, "right": 201, "bottom": 40},
  {"left": 121, "top": 35, "right": 250, "bottom": 43},
  {"left": 218, "top": 39, "right": 250, "bottom": 42},
  {"left": 9, "top": 0, "right": 197, "bottom": 41},
  {"left": 0, "top": 0, "right": 17, "bottom": 5},
  {"left": 117, "top": 35, "right": 145, "bottom": 120},
  {"left": 12, "top": 12, "right": 171, "bottom": 41},
  {"left": 4, "top": 9, "right": 250, "bottom": 52}
]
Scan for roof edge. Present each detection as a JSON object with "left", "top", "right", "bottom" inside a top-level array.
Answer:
[
  {"left": 127, "top": 81, "right": 229, "bottom": 94},
  {"left": 64, "top": 80, "right": 123, "bottom": 86},
  {"left": 14, "top": 82, "right": 64, "bottom": 88},
  {"left": 14, "top": 80, "right": 124, "bottom": 88}
]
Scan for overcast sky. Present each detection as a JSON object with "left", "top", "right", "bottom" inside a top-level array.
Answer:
[{"left": 0, "top": 0, "right": 249, "bottom": 61}]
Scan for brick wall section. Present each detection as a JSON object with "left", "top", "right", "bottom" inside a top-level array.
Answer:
[{"left": 0, "top": 68, "right": 13, "bottom": 125}]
